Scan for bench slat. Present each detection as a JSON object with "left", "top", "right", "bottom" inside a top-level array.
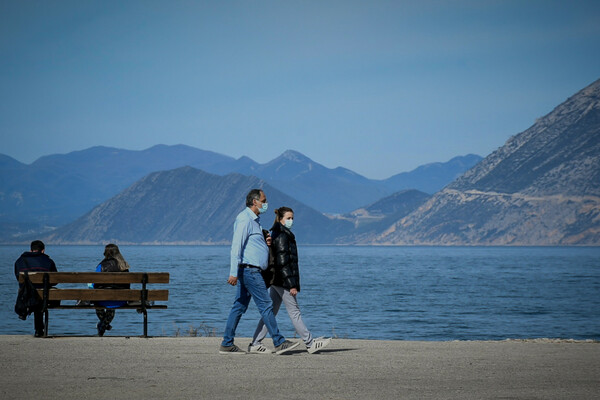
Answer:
[
  {"left": 37, "top": 289, "right": 169, "bottom": 301},
  {"left": 46, "top": 305, "right": 168, "bottom": 310},
  {"left": 21, "top": 272, "right": 170, "bottom": 284}
]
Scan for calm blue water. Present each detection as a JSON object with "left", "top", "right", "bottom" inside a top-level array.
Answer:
[{"left": 1, "top": 245, "right": 599, "bottom": 340}]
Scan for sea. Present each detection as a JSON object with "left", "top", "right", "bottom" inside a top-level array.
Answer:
[{"left": 1, "top": 245, "right": 599, "bottom": 341}]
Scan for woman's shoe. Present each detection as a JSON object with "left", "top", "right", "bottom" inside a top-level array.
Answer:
[
  {"left": 307, "top": 337, "right": 331, "bottom": 354},
  {"left": 97, "top": 322, "right": 106, "bottom": 337}
]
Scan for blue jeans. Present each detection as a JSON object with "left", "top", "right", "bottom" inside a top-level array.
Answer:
[{"left": 222, "top": 268, "right": 285, "bottom": 347}]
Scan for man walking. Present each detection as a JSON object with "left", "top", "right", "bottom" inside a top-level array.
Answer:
[
  {"left": 220, "top": 189, "right": 299, "bottom": 355},
  {"left": 14, "top": 240, "right": 58, "bottom": 337}
]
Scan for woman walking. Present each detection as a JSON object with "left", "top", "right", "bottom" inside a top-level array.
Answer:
[{"left": 249, "top": 207, "right": 331, "bottom": 354}]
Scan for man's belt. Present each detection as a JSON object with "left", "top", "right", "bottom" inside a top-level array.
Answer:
[{"left": 239, "top": 263, "right": 262, "bottom": 270}]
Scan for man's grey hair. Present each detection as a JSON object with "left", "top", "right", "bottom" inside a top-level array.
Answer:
[{"left": 246, "top": 189, "right": 263, "bottom": 207}]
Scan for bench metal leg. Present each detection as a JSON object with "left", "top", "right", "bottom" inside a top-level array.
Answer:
[
  {"left": 143, "top": 310, "right": 148, "bottom": 338},
  {"left": 142, "top": 273, "right": 148, "bottom": 338},
  {"left": 43, "top": 309, "right": 49, "bottom": 338},
  {"left": 43, "top": 272, "right": 49, "bottom": 338}
]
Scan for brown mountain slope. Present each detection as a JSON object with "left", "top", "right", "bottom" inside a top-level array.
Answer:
[{"left": 373, "top": 79, "right": 600, "bottom": 245}]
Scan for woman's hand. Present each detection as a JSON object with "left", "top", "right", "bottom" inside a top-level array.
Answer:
[
  {"left": 290, "top": 288, "right": 298, "bottom": 296},
  {"left": 263, "top": 230, "right": 272, "bottom": 246}
]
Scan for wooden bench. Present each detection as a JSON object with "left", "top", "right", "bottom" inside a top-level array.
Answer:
[{"left": 19, "top": 272, "right": 169, "bottom": 338}]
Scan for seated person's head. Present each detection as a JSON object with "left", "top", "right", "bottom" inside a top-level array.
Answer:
[
  {"left": 30, "top": 240, "right": 45, "bottom": 253},
  {"left": 104, "top": 243, "right": 121, "bottom": 259}
]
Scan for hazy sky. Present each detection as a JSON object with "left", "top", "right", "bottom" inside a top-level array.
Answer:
[{"left": 1, "top": 1, "right": 599, "bottom": 179}]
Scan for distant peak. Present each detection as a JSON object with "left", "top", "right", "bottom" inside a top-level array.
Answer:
[
  {"left": 146, "top": 144, "right": 196, "bottom": 151},
  {"left": 279, "top": 150, "right": 311, "bottom": 162},
  {"left": 0, "top": 153, "right": 25, "bottom": 167},
  {"left": 146, "top": 144, "right": 169, "bottom": 150}
]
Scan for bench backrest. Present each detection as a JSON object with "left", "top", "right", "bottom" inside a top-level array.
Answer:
[
  {"left": 19, "top": 272, "right": 170, "bottom": 302},
  {"left": 19, "top": 272, "right": 170, "bottom": 285}
]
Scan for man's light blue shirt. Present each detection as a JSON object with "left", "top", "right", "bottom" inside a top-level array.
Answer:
[{"left": 230, "top": 207, "right": 269, "bottom": 277}]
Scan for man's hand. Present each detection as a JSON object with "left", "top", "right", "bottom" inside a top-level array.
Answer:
[
  {"left": 227, "top": 276, "right": 238, "bottom": 286},
  {"left": 290, "top": 288, "right": 298, "bottom": 296}
]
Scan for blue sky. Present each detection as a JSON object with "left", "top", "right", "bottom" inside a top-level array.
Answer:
[{"left": 1, "top": 1, "right": 599, "bottom": 179}]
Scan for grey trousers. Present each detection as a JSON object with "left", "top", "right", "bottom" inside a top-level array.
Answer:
[{"left": 252, "top": 285, "right": 313, "bottom": 346}]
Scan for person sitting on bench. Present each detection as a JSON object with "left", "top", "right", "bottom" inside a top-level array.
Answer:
[
  {"left": 93, "top": 244, "right": 130, "bottom": 336},
  {"left": 14, "top": 240, "right": 58, "bottom": 337}
]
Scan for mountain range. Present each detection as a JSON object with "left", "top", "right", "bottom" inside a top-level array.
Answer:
[
  {"left": 0, "top": 145, "right": 233, "bottom": 236},
  {"left": 0, "top": 145, "right": 480, "bottom": 240},
  {"left": 42, "top": 78, "right": 600, "bottom": 245},
  {"left": 4, "top": 78, "right": 599, "bottom": 245}
]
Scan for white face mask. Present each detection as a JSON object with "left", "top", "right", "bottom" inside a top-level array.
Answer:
[
  {"left": 256, "top": 200, "right": 268, "bottom": 214},
  {"left": 284, "top": 219, "right": 293, "bottom": 229},
  {"left": 259, "top": 202, "right": 268, "bottom": 213}
]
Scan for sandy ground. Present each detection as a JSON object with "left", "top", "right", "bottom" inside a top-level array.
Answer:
[{"left": 0, "top": 335, "right": 598, "bottom": 399}]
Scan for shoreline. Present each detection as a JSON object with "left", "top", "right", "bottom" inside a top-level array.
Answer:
[
  {"left": 1, "top": 334, "right": 598, "bottom": 342},
  {"left": 2, "top": 243, "right": 600, "bottom": 247},
  {"left": 2, "top": 335, "right": 598, "bottom": 399}
]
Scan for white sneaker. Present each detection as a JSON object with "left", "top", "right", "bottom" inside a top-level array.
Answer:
[
  {"left": 307, "top": 337, "right": 331, "bottom": 354},
  {"left": 248, "top": 343, "right": 271, "bottom": 354}
]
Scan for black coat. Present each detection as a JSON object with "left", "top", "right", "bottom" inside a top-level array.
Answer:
[
  {"left": 14, "top": 273, "right": 43, "bottom": 320},
  {"left": 267, "top": 223, "right": 300, "bottom": 291},
  {"left": 95, "top": 258, "right": 130, "bottom": 289}
]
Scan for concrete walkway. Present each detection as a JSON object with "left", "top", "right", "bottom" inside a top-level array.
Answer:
[{"left": 1, "top": 336, "right": 598, "bottom": 399}]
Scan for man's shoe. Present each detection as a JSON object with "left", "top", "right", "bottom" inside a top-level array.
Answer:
[
  {"left": 274, "top": 340, "right": 300, "bottom": 355},
  {"left": 97, "top": 322, "right": 106, "bottom": 337},
  {"left": 307, "top": 337, "right": 331, "bottom": 354},
  {"left": 219, "top": 344, "right": 246, "bottom": 354},
  {"left": 34, "top": 330, "right": 44, "bottom": 338},
  {"left": 248, "top": 343, "right": 271, "bottom": 354}
]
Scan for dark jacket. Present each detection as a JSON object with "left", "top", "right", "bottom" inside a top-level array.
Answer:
[
  {"left": 267, "top": 223, "right": 300, "bottom": 291},
  {"left": 94, "top": 258, "right": 130, "bottom": 308},
  {"left": 14, "top": 252, "right": 57, "bottom": 288},
  {"left": 95, "top": 258, "right": 130, "bottom": 289},
  {"left": 14, "top": 272, "right": 43, "bottom": 320}
]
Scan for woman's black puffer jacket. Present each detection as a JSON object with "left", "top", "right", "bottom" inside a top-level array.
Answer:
[
  {"left": 96, "top": 258, "right": 130, "bottom": 289},
  {"left": 270, "top": 223, "right": 300, "bottom": 291}
]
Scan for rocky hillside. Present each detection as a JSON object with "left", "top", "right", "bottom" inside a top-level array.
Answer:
[
  {"left": 43, "top": 167, "right": 353, "bottom": 244},
  {"left": 374, "top": 79, "right": 600, "bottom": 245}
]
